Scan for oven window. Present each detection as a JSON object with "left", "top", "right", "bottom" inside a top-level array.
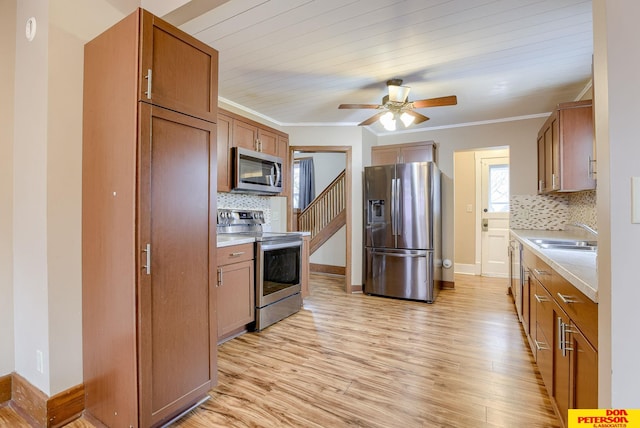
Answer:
[{"left": 262, "top": 245, "right": 300, "bottom": 297}]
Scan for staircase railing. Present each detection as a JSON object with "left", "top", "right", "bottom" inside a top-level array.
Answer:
[{"left": 298, "top": 170, "right": 346, "bottom": 252}]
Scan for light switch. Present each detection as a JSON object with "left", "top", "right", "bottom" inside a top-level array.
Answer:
[
  {"left": 466, "top": 204, "right": 473, "bottom": 213},
  {"left": 632, "top": 177, "right": 640, "bottom": 223}
]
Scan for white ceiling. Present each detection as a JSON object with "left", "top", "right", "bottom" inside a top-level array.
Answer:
[{"left": 172, "top": 0, "right": 593, "bottom": 132}]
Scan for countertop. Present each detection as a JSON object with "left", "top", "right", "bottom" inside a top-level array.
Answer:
[
  {"left": 510, "top": 229, "right": 598, "bottom": 303},
  {"left": 216, "top": 231, "right": 311, "bottom": 248}
]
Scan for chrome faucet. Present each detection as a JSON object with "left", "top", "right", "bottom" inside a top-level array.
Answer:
[{"left": 568, "top": 222, "right": 598, "bottom": 237}]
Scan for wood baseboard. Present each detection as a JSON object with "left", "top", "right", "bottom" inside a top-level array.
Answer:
[
  {"left": 441, "top": 280, "right": 455, "bottom": 290},
  {"left": 10, "top": 373, "right": 84, "bottom": 428},
  {"left": 309, "top": 263, "right": 345, "bottom": 276},
  {"left": 350, "top": 285, "right": 363, "bottom": 293},
  {"left": 0, "top": 374, "right": 10, "bottom": 403}
]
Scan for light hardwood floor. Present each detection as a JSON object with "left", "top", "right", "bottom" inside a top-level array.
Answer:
[{"left": 1, "top": 274, "right": 560, "bottom": 427}]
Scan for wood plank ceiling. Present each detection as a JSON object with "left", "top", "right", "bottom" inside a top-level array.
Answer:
[{"left": 171, "top": 0, "right": 593, "bottom": 131}]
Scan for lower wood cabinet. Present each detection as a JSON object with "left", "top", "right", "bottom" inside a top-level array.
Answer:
[
  {"left": 522, "top": 246, "right": 597, "bottom": 427},
  {"left": 217, "top": 243, "right": 255, "bottom": 341}
]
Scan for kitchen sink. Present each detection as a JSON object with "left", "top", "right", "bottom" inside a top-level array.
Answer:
[{"left": 531, "top": 238, "right": 597, "bottom": 252}]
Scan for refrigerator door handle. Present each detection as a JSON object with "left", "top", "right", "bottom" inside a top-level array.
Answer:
[
  {"left": 371, "top": 250, "right": 426, "bottom": 258},
  {"left": 395, "top": 178, "right": 402, "bottom": 235},
  {"left": 390, "top": 178, "right": 397, "bottom": 236}
]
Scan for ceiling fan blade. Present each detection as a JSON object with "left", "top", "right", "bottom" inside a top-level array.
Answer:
[
  {"left": 411, "top": 95, "right": 458, "bottom": 109},
  {"left": 339, "top": 103, "right": 381, "bottom": 109},
  {"left": 404, "top": 110, "right": 430, "bottom": 124},
  {"left": 358, "top": 111, "right": 386, "bottom": 126}
]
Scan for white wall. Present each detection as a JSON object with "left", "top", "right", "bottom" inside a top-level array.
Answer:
[
  {"left": 14, "top": 0, "right": 52, "bottom": 394},
  {"left": 601, "top": 0, "right": 640, "bottom": 407},
  {"left": 593, "top": 0, "right": 611, "bottom": 407},
  {"left": 375, "top": 118, "right": 543, "bottom": 283},
  {"left": 287, "top": 126, "right": 364, "bottom": 286},
  {"left": 0, "top": 0, "right": 16, "bottom": 377},
  {"left": 11, "top": 0, "right": 135, "bottom": 396}
]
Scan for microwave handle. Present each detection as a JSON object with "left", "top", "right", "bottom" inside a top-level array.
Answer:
[{"left": 274, "top": 162, "right": 281, "bottom": 187}]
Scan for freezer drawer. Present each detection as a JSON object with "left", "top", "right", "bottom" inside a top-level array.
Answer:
[{"left": 364, "top": 248, "right": 435, "bottom": 302}]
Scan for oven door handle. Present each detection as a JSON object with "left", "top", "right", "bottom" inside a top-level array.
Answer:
[{"left": 259, "top": 240, "right": 302, "bottom": 251}]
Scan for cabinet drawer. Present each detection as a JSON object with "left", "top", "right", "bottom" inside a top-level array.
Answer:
[
  {"left": 217, "top": 243, "right": 254, "bottom": 265},
  {"left": 551, "top": 273, "right": 598, "bottom": 349}
]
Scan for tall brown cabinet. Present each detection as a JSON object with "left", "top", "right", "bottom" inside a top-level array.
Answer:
[{"left": 82, "top": 9, "right": 219, "bottom": 427}]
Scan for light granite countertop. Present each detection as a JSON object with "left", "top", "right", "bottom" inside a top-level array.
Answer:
[
  {"left": 510, "top": 229, "right": 598, "bottom": 303},
  {"left": 216, "top": 231, "right": 310, "bottom": 248}
]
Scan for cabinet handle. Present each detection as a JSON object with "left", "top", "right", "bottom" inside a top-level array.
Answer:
[
  {"left": 539, "top": 180, "right": 544, "bottom": 192},
  {"left": 217, "top": 268, "right": 222, "bottom": 287},
  {"left": 552, "top": 174, "right": 557, "bottom": 189},
  {"left": 144, "top": 69, "right": 152, "bottom": 99},
  {"left": 558, "top": 316, "right": 564, "bottom": 353},
  {"left": 142, "top": 243, "right": 151, "bottom": 275},
  {"left": 533, "top": 268, "right": 549, "bottom": 276},
  {"left": 230, "top": 251, "right": 245, "bottom": 257},
  {"left": 588, "top": 156, "right": 597, "bottom": 178},
  {"left": 557, "top": 292, "right": 578, "bottom": 304},
  {"left": 534, "top": 294, "right": 548, "bottom": 303},
  {"left": 534, "top": 340, "right": 549, "bottom": 351}
]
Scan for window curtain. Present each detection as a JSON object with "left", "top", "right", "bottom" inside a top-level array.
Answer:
[{"left": 299, "top": 158, "right": 315, "bottom": 210}]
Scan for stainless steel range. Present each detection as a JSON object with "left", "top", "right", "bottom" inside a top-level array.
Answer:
[{"left": 217, "top": 209, "right": 303, "bottom": 331}]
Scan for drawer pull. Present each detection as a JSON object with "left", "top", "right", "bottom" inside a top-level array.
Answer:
[
  {"left": 557, "top": 293, "right": 578, "bottom": 304},
  {"left": 534, "top": 294, "right": 548, "bottom": 303},
  {"left": 230, "top": 251, "right": 245, "bottom": 257},
  {"left": 534, "top": 340, "right": 549, "bottom": 351},
  {"left": 533, "top": 268, "right": 549, "bottom": 276}
]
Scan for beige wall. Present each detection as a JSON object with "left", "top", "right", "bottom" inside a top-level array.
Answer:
[
  {"left": 0, "top": 0, "right": 16, "bottom": 377},
  {"left": 375, "top": 118, "right": 544, "bottom": 283},
  {"left": 453, "top": 151, "right": 475, "bottom": 266}
]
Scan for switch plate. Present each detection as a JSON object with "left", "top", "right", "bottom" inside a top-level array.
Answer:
[
  {"left": 633, "top": 177, "right": 640, "bottom": 224},
  {"left": 466, "top": 204, "right": 473, "bottom": 213}
]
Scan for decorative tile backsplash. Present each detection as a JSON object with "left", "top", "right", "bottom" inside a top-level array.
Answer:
[
  {"left": 510, "top": 190, "right": 597, "bottom": 231},
  {"left": 510, "top": 194, "right": 569, "bottom": 230},
  {"left": 217, "top": 193, "right": 272, "bottom": 226},
  {"left": 567, "top": 190, "right": 597, "bottom": 231}
]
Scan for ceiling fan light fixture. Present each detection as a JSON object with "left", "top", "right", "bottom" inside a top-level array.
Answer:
[
  {"left": 388, "top": 84, "right": 411, "bottom": 103},
  {"left": 379, "top": 111, "right": 396, "bottom": 131},
  {"left": 400, "top": 112, "right": 415, "bottom": 127}
]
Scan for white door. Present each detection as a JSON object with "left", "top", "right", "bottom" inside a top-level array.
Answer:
[{"left": 480, "top": 157, "right": 510, "bottom": 277}]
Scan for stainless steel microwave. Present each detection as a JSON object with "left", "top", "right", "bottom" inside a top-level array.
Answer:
[{"left": 232, "top": 147, "right": 283, "bottom": 194}]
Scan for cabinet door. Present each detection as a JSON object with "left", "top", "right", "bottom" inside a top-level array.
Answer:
[
  {"left": 553, "top": 309, "right": 571, "bottom": 428},
  {"left": 258, "top": 128, "right": 278, "bottom": 155},
  {"left": 139, "top": 10, "right": 218, "bottom": 123},
  {"left": 371, "top": 146, "right": 400, "bottom": 165},
  {"left": 544, "top": 123, "right": 554, "bottom": 192},
  {"left": 233, "top": 119, "right": 259, "bottom": 151},
  {"left": 217, "top": 260, "right": 255, "bottom": 338},
  {"left": 277, "top": 135, "right": 290, "bottom": 196},
  {"left": 570, "top": 325, "right": 598, "bottom": 409},
  {"left": 401, "top": 144, "right": 435, "bottom": 163},
  {"left": 537, "top": 133, "right": 546, "bottom": 193},
  {"left": 217, "top": 113, "right": 233, "bottom": 192},
  {"left": 559, "top": 104, "right": 596, "bottom": 191},
  {"left": 138, "top": 104, "right": 217, "bottom": 427}
]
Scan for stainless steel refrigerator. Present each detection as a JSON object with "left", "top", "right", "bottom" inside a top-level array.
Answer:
[{"left": 363, "top": 162, "right": 442, "bottom": 302}]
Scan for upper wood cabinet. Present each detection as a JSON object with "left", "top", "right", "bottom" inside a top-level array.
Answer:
[
  {"left": 83, "top": 9, "right": 218, "bottom": 428},
  {"left": 371, "top": 141, "right": 436, "bottom": 165},
  {"left": 138, "top": 10, "right": 218, "bottom": 122},
  {"left": 217, "top": 109, "right": 290, "bottom": 193},
  {"left": 537, "top": 100, "right": 595, "bottom": 193},
  {"left": 217, "top": 113, "right": 233, "bottom": 192}
]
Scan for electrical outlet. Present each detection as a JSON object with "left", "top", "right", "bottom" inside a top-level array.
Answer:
[{"left": 36, "top": 350, "right": 44, "bottom": 373}]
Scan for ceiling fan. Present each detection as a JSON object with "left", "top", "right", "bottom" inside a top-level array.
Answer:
[{"left": 338, "top": 79, "right": 457, "bottom": 130}]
